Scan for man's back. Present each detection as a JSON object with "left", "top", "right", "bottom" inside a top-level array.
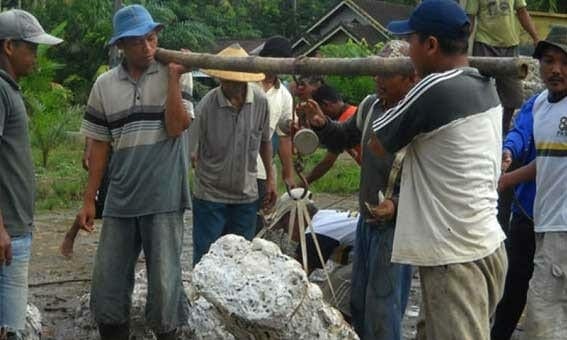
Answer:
[{"left": 375, "top": 68, "right": 506, "bottom": 266}]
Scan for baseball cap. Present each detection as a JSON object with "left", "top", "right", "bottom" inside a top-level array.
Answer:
[
  {"left": 0, "top": 9, "right": 63, "bottom": 45},
  {"left": 108, "top": 5, "right": 163, "bottom": 45},
  {"left": 533, "top": 25, "right": 567, "bottom": 59},
  {"left": 387, "top": 0, "right": 470, "bottom": 39}
]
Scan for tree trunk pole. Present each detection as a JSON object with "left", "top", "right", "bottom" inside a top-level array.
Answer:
[{"left": 155, "top": 48, "right": 529, "bottom": 79}]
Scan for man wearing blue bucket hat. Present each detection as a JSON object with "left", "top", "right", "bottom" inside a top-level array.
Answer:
[
  {"left": 368, "top": 1, "right": 507, "bottom": 339},
  {"left": 78, "top": 4, "right": 193, "bottom": 340}
]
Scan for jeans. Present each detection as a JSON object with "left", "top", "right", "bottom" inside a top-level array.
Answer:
[
  {"left": 90, "top": 211, "right": 187, "bottom": 334},
  {"left": 192, "top": 198, "right": 258, "bottom": 266},
  {"left": 0, "top": 233, "right": 32, "bottom": 332},
  {"left": 351, "top": 218, "right": 412, "bottom": 340},
  {"left": 491, "top": 214, "right": 535, "bottom": 340}
]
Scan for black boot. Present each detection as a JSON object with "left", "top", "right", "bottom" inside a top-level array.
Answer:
[
  {"left": 155, "top": 329, "right": 177, "bottom": 340},
  {"left": 98, "top": 323, "right": 130, "bottom": 340}
]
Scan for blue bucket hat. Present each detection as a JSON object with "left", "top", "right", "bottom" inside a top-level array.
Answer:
[
  {"left": 387, "top": 0, "right": 470, "bottom": 39},
  {"left": 109, "top": 4, "right": 163, "bottom": 45}
]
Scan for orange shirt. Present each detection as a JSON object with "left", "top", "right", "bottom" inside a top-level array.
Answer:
[{"left": 337, "top": 105, "right": 362, "bottom": 165}]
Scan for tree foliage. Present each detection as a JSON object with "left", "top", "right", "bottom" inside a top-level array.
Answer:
[
  {"left": 319, "top": 40, "right": 384, "bottom": 104},
  {"left": 20, "top": 22, "right": 81, "bottom": 168},
  {"left": 13, "top": 0, "right": 338, "bottom": 104}
]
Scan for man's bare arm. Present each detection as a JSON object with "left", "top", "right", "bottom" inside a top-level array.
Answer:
[
  {"left": 306, "top": 152, "right": 338, "bottom": 184},
  {"left": 499, "top": 160, "right": 536, "bottom": 192},
  {"left": 0, "top": 209, "right": 12, "bottom": 266},
  {"left": 278, "top": 136, "right": 295, "bottom": 186},
  {"left": 77, "top": 140, "right": 110, "bottom": 229},
  {"left": 164, "top": 64, "right": 191, "bottom": 137},
  {"left": 516, "top": 7, "right": 540, "bottom": 45},
  {"left": 260, "top": 141, "right": 277, "bottom": 209}
]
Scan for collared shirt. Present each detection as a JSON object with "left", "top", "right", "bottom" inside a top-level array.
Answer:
[
  {"left": 372, "top": 68, "right": 506, "bottom": 266},
  {"left": 257, "top": 79, "right": 293, "bottom": 180},
  {"left": 193, "top": 83, "right": 270, "bottom": 203},
  {"left": 0, "top": 70, "right": 34, "bottom": 236},
  {"left": 80, "top": 61, "right": 193, "bottom": 217},
  {"left": 533, "top": 90, "right": 567, "bottom": 232}
]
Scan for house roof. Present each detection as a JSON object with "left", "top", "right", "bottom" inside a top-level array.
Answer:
[
  {"left": 300, "top": 22, "right": 383, "bottom": 56},
  {"left": 292, "top": 0, "right": 413, "bottom": 55},
  {"left": 350, "top": 0, "right": 413, "bottom": 30}
]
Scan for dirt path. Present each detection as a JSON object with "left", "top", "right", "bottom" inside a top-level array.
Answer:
[{"left": 29, "top": 194, "right": 421, "bottom": 339}]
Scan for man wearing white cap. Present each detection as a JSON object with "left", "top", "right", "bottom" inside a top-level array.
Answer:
[
  {"left": 0, "top": 9, "right": 62, "bottom": 339},
  {"left": 77, "top": 4, "right": 193, "bottom": 339},
  {"left": 192, "top": 44, "right": 276, "bottom": 266}
]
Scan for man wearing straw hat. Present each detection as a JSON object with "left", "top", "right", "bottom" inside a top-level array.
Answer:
[
  {"left": 77, "top": 4, "right": 193, "bottom": 339},
  {"left": 192, "top": 44, "right": 276, "bottom": 265}
]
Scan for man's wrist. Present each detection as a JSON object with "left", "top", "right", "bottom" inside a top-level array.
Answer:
[{"left": 83, "top": 193, "right": 96, "bottom": 205}]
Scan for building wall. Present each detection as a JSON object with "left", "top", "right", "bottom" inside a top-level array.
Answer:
[{"left": 521, "top": 11, "right": 567, "bottom": 44}]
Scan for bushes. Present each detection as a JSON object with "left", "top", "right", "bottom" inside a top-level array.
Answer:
[
  {"left": 20, "top": 23, "right": 82, "bottom": 169},
  {"left": 318, "top": 40, "right": 384, "bottom": 105}
]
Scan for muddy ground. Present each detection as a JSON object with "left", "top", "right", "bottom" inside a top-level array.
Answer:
[{"left": 30, "top": 194, "right": 435, "bottom": 339}]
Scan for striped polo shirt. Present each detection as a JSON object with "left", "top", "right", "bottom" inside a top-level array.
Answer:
[
  {"left": 372, "top": 67, "right": 506, "bottom": 266},
  {"left": 80, "top": 60, "right": 193, "bottom": 217},
  {"left": 533, "top": 91, "right": 567, "bottom": 232}
]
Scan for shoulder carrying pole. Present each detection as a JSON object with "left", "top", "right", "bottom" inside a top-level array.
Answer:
[{"left": 155, "top": 48, "right": 530, "bottom": 79}]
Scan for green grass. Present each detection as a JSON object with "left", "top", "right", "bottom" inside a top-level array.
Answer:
[
  {"left": 32, "top": 145, "right": 360, "bottom": 212},
  {"left": 33, "top": 142, "right": 87, "bottom": 211},
  {"left": 275, "top": 148, "right": 360, "bottom": 194}
]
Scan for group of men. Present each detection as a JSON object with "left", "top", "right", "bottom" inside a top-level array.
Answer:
[{"left": 0, "top": 1, "right": 566, "bottom": 340}]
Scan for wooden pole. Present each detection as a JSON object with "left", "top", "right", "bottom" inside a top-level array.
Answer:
[{"left": 155, "top": 48, "right": 530, "bottom": 79}]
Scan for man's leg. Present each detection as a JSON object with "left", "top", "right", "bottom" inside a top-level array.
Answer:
[
  {"left": 0, "top": 233, "right": 32, "bottom": 337},
  {"left": 90, "top": 217, "right": 141, "bottom": 339},
  {"left": 491, "top": 214, "right": 535, "bottom": 339},
  {"left": 60, "top": 216, "right": 81, "bottom": 257},
  {"left": 363, "top": 224, "right": 412, "bottom": 340},
  {"left": 139, "top": 211, "right": 188, "bottom": 338},
  {"left": 350, "top": 217, "right": 369, "bottom": 337},
  {"left": 224, "top": 201, "right": 258, "bottom": 240},
  {"left": 192, "top": 198, "right": 227, "bottom": 266},
  {"left": 524, "top": 232, "right": 567, "bottom": 340},
  {"left": 417, "top": 244, "right": 507, "bottom": 340}
]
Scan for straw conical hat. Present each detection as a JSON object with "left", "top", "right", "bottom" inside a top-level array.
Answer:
[{"left": 202, "top": 44, "right": 265, "bottom": 82}]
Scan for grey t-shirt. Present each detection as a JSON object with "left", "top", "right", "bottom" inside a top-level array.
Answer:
[{"left": 0, "top": 70, "right": 35, "bottom": 236}]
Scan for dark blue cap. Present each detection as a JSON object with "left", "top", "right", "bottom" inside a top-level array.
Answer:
[{"left": 387, "top": 0, "right": 470, "bottom": 39}]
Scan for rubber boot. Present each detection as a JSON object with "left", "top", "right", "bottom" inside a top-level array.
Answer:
[
  {"left": 155, "top": 329, "right": 177, "bottom": 340},
  {"left": 98, "top": 323, "right": 130, "bottom": 340}
]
